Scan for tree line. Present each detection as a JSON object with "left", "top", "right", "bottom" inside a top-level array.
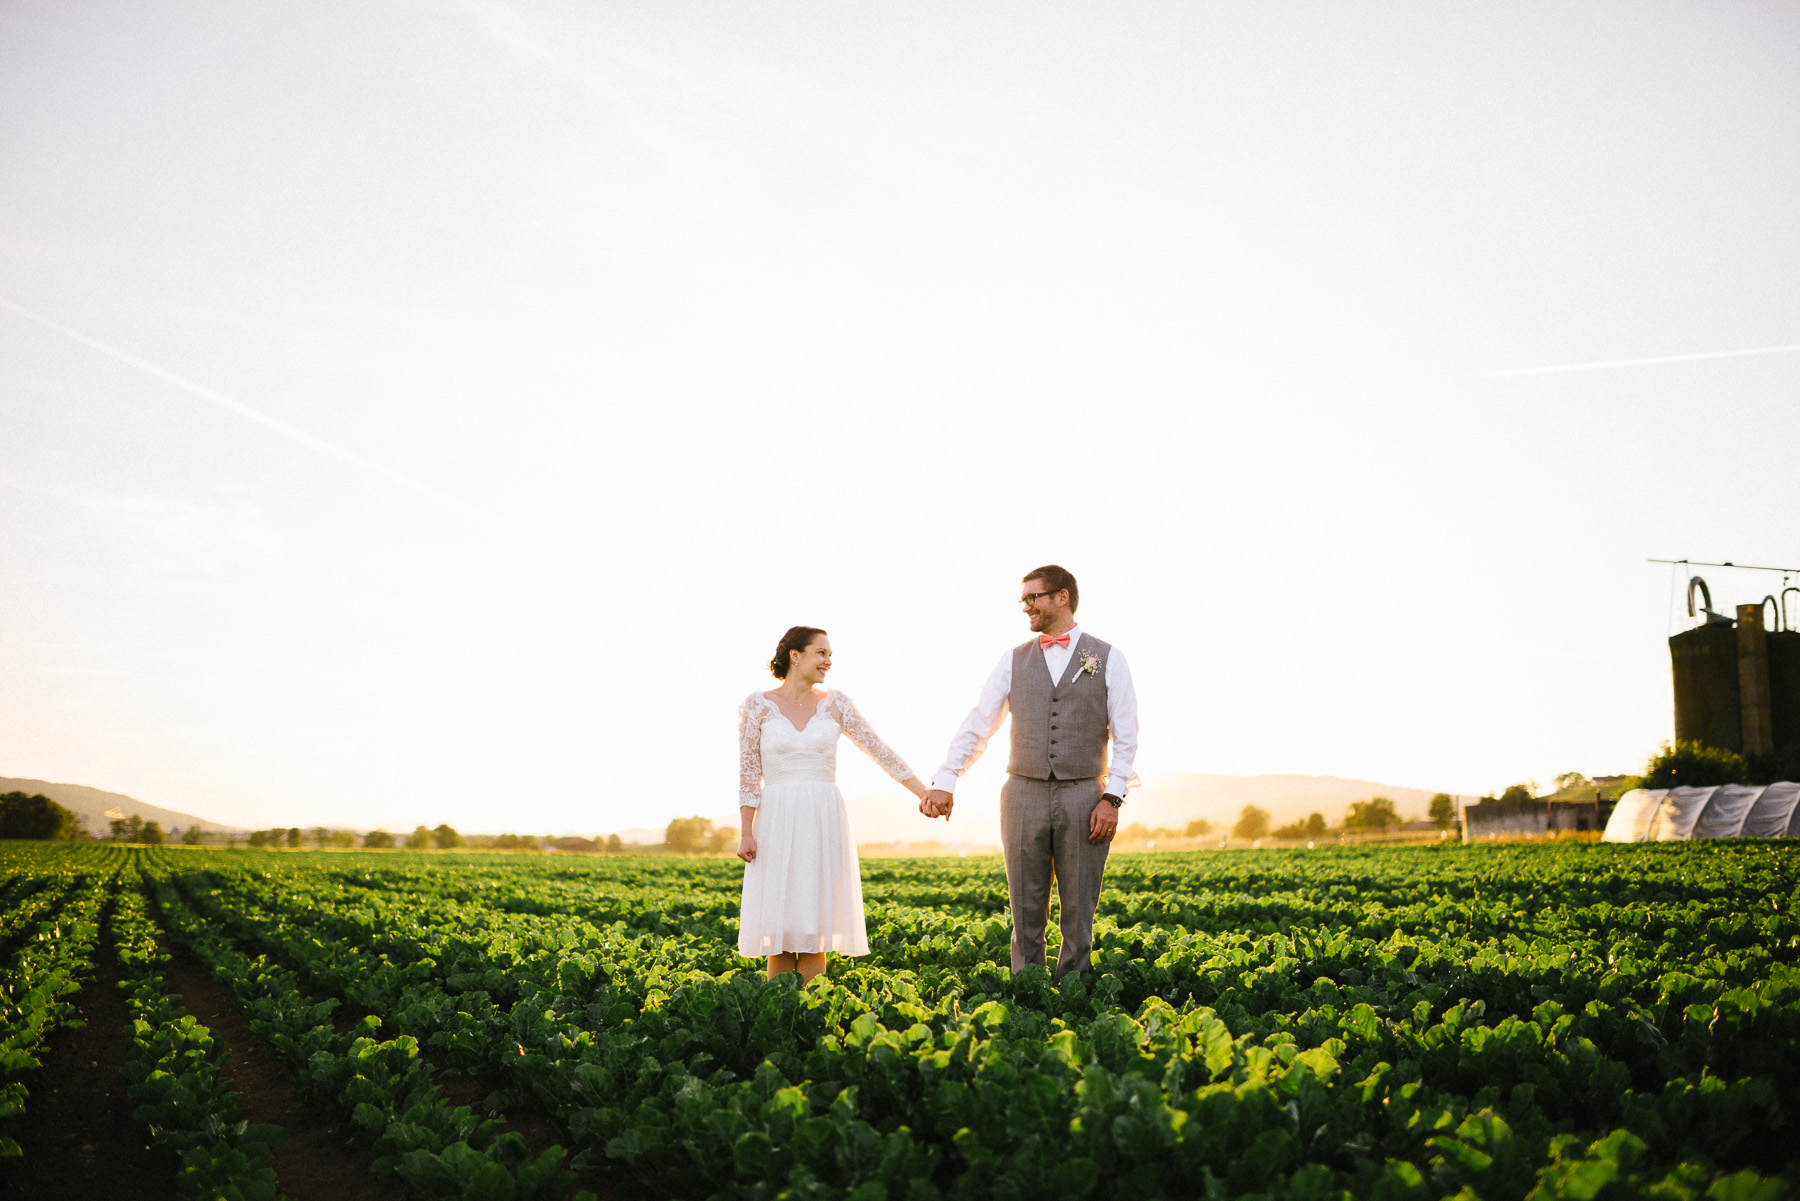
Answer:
[
  {"left": 1, "top": 793, "right": 692, "bottom": 854},
  {"left": 1197, "top": 793, "right": 1459, "bottom": 843},
  {"left": 247, "top": 824, "right": 466, "bottom": 849},
  {"left": 0, "top": 792, "right": 83, "bottom": 840},
  {"left": 2, "top": 788, "right": 1474, "bottom": 855},
  {"left": 0, "top": 792, "right": 171, "bottom": 843},
  {"left": 238, "top": 826, "right": 638, "bottom": 852}
]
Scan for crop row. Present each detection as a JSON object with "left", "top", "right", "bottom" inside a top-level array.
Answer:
[
  {"left": 0, "top": 850, "right": 109, "bottom": 1158},
  {"left": 110, "top": 867, "right": 289, "bottom": 1200}
]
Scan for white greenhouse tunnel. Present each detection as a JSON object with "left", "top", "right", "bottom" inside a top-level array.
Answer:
[{"left": 1603, "top": 783, "right": 1800, "bottom": 841}]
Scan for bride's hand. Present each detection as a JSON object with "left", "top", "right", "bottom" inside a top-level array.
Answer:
[{"left": 737, "top": 834, "right": 757, "bottom": 863}]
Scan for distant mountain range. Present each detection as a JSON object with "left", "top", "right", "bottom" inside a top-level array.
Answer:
[
  {"left": 846, "top": 772, "right": 1453, "bottom": 843},
  {"left": 0, "top": 777, "right": 235, "bottom": 837},
  {"left": 1118, "top": 773, "right": 1449, "bottom": 830}
]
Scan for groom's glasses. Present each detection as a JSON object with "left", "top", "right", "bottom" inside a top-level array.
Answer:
[{"left": 1020, "top": 591, "right": 1055, "bottom": 607}]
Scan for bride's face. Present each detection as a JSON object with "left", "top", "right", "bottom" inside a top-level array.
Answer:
[{"left": 790, "top": 636, "right": 832, "bottom": 685}]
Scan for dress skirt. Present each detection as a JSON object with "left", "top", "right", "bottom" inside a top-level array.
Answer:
[{"left": 738, "top": 779, "right": 869, "bottom": 957}]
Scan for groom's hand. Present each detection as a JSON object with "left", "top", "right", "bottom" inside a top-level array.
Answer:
[
  {"left": 922, "top": 789, "right": 954, "bottom": 820},
  {"left": 1088, "top": 799, "right": 1118, "bottom": 844}
]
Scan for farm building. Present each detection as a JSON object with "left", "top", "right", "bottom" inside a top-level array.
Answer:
[
  {"left": 1461, "top": 796, "right": 1611, "bottom": 841},
  {"left": 1602, "top": 783, "right": 1800, "bottom": 841}
]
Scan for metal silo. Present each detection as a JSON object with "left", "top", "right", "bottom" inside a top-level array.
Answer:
[
  {"left": 1670, "top": 623, "right": 1742, "bottom": 752},
  {"left": 1769, "top": 630, "right": 1800, "bottom": 757}
]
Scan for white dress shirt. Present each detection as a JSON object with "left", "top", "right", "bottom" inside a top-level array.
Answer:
[{"left": 930, "top": 624, "right": 1140, "bottom": 798}]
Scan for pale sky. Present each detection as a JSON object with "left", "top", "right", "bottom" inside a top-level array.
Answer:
[{"left": 3, "top": 2, "right": 1797, "bottom": 838}]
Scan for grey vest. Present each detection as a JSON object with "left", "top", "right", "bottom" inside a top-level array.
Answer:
[{"left": 1007, "top": 632, "right": 1111, "bottom": 781}]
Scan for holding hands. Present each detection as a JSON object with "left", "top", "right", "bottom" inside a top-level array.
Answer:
[{"left": 919, "top": 788, "right": 954, "bottom": 820}]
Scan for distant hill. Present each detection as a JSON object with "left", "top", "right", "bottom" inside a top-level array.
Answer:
[{"left": 0, "top": 778, "right": 235, "bottom": 837}]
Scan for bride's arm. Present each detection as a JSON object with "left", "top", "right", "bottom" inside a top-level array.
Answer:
[
  {"left": 832, "top": 693, "right": 926, "bottom": 799},
  {"left": 738, "top": 696, "right": 764, "bottom": 808},
  {"left": 737, "top": 697, "right": 762, "bottom": 861}
]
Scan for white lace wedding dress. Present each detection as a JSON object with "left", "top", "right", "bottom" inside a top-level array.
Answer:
[{"left": 737, "top": 690, "right": 913, "bottom": 958}]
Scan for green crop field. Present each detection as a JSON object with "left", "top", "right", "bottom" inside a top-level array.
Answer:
[{"left": 0, "top": 841, "right": 1795, "bottom": 1201}]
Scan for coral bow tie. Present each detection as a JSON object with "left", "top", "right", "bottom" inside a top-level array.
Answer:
[{"left": 1038, "top": 634, "right": 1071, "bottom": 649}]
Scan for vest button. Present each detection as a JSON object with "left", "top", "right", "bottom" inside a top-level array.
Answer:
[{"left": 1050, "top": 739, "right": 1058, "bottom": 744}]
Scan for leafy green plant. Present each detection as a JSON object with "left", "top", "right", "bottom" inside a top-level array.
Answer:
[{"left": 5, "top": 839, "right": 1796, "bottom": 1199}]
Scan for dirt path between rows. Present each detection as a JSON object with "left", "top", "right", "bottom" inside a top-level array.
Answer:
[
  {"left": 0, "top": 936, "right": 177, "bottom": 1201},
  {"left": 164, "top": 955, "right": 414, "bottom": 1201}
]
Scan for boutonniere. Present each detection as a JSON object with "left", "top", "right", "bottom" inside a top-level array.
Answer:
[{"left": 1079, "top": 650, "right": 1101, "bottom": 677}]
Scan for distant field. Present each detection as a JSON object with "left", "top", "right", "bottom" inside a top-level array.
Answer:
[{"left": 1, "top": 841, "right": 1795, "bottom": 1199}]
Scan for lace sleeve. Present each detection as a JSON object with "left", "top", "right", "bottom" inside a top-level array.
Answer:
[
  {"left": 738, "top": 695, "right": 764, "bottom": 807},
  {"left": 829, "top": 692, "right": 914, "bottom": 782}
]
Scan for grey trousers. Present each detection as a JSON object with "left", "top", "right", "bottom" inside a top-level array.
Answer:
[{"left": 999, "top": 775, "right": 1110, "bottom": 979}]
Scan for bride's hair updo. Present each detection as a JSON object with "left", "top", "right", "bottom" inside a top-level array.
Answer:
[{"left": 769, "top": 626, "right": 827, "bottom": 679}]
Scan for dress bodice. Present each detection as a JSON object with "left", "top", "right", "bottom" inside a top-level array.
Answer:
[
  {"left": 737, "top": 690, "right": 913, "bottom": 805},
  {"left": 760, "top": 705, "right": 843, "bottom": 786}
]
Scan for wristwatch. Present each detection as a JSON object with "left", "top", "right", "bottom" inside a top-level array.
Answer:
[{"left": 1101, "top": 793, "right": 1124, "bottom": 808}]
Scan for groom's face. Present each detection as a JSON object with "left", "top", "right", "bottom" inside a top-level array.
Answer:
[{"left": 1020, "top": 578, "right": 1067, "bottom": 632}]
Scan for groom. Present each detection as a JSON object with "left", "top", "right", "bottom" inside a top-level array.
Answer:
[{"left": 921, "top": 565, "right": 1139, "bottom": 980}]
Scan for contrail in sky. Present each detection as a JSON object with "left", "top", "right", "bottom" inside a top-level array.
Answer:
[
  {"left": 1485, "top": 342, "right": 1800, "bottom": 378},
  {"left": 0, "top": 295, "right": 510, "bottom": 531}
]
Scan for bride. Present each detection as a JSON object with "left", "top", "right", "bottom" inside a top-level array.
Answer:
[{"left": 737, "top": 625, "right": 929, "bottom": 982}]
